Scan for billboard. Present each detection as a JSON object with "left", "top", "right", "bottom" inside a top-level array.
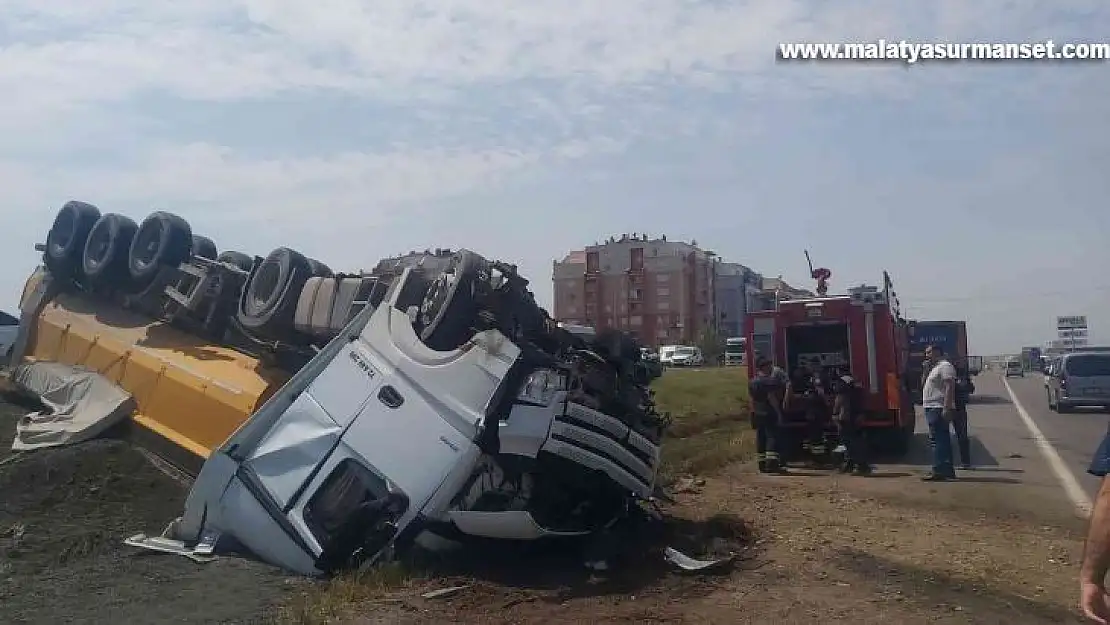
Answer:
[
  {"left": 1050, "top": 337, "right": 1089, "bottom": 349},
  {"left": 1057, "top": 315, "right": 1088, "bottom": 330}
]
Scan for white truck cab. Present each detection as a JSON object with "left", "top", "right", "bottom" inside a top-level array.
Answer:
[{"left": 164, "top": 263, "right": 664, "bottom": 576}]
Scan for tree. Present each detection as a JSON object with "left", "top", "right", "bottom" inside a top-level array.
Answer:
[{"left": 697, "top": 327, "right": 723, "bottom": 366}]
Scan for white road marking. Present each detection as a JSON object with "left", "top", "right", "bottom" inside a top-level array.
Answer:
[{"left": 1001, "top": 376, "right": 1093, "bottom": 519}]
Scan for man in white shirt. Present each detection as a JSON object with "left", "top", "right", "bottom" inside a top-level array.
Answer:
[{"left": 921, "top": 344, "right": 958, "bottom": 481}]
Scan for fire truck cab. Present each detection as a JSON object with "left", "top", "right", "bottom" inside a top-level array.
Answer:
[{"left": 743, "top": 282, "right": 915, "bottom": 456}]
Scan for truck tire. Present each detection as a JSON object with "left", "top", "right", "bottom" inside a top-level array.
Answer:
[
  {"left": 191, "top": 235, "right": 218, "bottom": 260},
  {"left": 45, "top": 201, "right": 102, "bottom": 280},
  {"left": 418, "top": 249, "right": 483, "bottom": 351},
  {"left": 128, "top": 211, "right": 193, "bottom": 286},
  {"left": 82, "top": 214, "right": 139, "bottom": 289},
  {"left": 238, "top": 246, "right": 312, "bottom": 337},
  {"left": 217, "top": 250, "right": 254, "bottom": 272},
  {"left": 307, "top": 258, "right": 333, "bottom": 278}
]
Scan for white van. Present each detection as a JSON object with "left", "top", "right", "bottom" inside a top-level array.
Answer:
[
  {"left": 659, "top": 345, "right": 679, "bottom": 367},
  {"left": 1047, "top": 352, "right": 1110, "bottom": 412}
]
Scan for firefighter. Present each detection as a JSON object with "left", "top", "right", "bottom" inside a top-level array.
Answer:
[
  {"left": 809, "top": 367, "right": 836, "bottom": 467},
  {"left": 785, "top": 366, "right": 831, "bottom": 467},
  {"left": 749, "top": 356, "right": 788, "bottom": 474},
  {"left": 833, "top": 371, "right": 873, "bottom": 475}
]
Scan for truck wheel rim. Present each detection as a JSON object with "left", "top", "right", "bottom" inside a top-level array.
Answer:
[
  {"left": 420, "top": 269, "right": 456, "bottom": 328},
  {"left": 132, "top": 221, "right": 165, "bottom": 270},
  {"left": 85, "top": 223, "right": 112, "bottom": 268}
]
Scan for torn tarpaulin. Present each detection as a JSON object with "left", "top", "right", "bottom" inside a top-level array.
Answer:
[{"left": 8, "top": 361, "right": 135, "bottom": 451}]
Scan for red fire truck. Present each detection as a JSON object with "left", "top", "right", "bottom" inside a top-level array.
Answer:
[{"left": 743, "top": 272, "right": 916, "bottom": 456}]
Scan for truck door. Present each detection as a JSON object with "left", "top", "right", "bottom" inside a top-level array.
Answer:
[
  {"left": 241, "top": 338, "right": 385, "bottom": 513},
  {"left": 243, "top": 301, "right": 517, "bottom": 558}
]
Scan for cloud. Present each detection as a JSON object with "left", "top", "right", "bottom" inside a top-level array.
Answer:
[{"left": 0, "top": 0, "right": 1107, "bottom": 351}]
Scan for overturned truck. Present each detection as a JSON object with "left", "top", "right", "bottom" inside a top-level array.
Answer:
[{"left": 7, "top": 201, "right": 669, "bottom": 575}]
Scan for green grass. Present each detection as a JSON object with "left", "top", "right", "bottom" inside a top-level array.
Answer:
[
  {"left": 279, "top": 366, "right": 753, "bottom": 623},
  {"left": 652, "top": 366, "right": 754, "bottom": 477}
]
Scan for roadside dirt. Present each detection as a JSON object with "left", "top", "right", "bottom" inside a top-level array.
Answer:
[
  {"left": 293, "top": 465, "right": 1087, "bottom": 625},
  {"left": 0, "top": 396, "right": 1091, "bottom": 624},
  {"left": 0, "top": 399, "right": 304, "bottom": 624}
]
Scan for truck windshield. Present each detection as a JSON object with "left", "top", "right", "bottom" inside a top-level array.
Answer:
[
  {"left": 1066, "top": 355, "right": 1110, "bottom": 377},
  {"left": 674, "top": 347, "right": 697, "bottom": 356},
  {"left": 724, "top": 342, "right": 745, "bottom": 354}
]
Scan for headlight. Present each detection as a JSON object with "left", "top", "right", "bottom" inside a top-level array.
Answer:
[{"left": 517, "top": 368, "right": 567, "bottom": 406}]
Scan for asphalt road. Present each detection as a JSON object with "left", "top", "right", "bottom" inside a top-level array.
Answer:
[
  {"left": 1002, "top": 371, "right": 1110, "bottom": 502},
  {"left": 869, "top": 373, "right": 1074, "bottom": 513}
]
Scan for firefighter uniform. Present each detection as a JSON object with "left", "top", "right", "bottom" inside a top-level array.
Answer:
[
  {"left": 786, "top": 370, "right": 832, "bottom": 467},
  {"left": 750, "top": 362, "right": 788, "bottom": 473},
  {"left": 834, "top": 374, "right": 873, "bottom": 475},
  {"left": 807, "top": 374, "right": 834, "bottom": 466}
]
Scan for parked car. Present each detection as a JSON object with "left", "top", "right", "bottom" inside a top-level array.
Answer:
[
  {"left": 1047, "top": 352, "right": 1110, "bottom": 413},
  {"left": 1004, "top": 359, "right": 1023, "bottom": 377},
  {"left": 669, "top": 346, "right": 704, "bottom": 367}
]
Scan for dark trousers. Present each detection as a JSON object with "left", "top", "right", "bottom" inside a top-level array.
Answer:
[
  {"left": 952, "top": 407, "right": 971, "bottom": 466},
  {"left": 806, "top": 417, "right": 831, "bottom": 463},
  {"left": 754, "top": 416, "right": 781, "bottom": 470},
  {"left": 840, "top": 420, "right": 871, "bottom": 469}
]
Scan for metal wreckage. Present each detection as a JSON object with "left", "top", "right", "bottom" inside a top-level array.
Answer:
[{"left": 4, "top": 201, "right": 729, "bottom": 577}]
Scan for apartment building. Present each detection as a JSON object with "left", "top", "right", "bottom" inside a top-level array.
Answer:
[
  {"left": 714, "top": 261, "right": 765, "bottom": 337},
  {"left": 552, "top": 236, "right": 819, "bottom": 346},
  {"left": 552, "top": 235, "right": 715, "bottom": 345},
  {"left": 554, "top": 235, "right": 783, "bottom": 346}
]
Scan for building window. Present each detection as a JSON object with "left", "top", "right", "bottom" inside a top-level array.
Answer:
[
  {"left": 630, "top": 247, "right": 644, "bottom": 272},
  {"left": 586, "top": 251, "right": 599, "bottom": 273},
  {"left": 630, "top": 315, "right": 642, "bottom": 326},
  {"left": 657, "top": 286, "right": 669, "bottom": 297},
  {"left": 656, "top": 273, "right": 669, "bottom": 282},
  {"left": 605, "top": 304, "right": 612, "bottom": 313},
  {"left": 566, "top": 305, "right": 577, "bottom": 314},
  {"left": 658, "top": 301, "right": 669, "bottom": 311}
]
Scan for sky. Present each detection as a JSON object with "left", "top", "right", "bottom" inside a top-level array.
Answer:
[{"left": 0, "top": 1, "right": 1107, "bottom": 356}]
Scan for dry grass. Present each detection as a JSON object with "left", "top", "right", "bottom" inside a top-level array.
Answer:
[
  {"left": 275, "top": 562, "right": 423, "bottom": 624},
  {"left": 653, "top": 366, "right": 754, "bottom": 477},
  {"left": 280, "top": 366, "right": 753, "bottom": 624}
]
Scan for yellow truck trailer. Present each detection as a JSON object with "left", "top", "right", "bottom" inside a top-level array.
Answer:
[{"left": 9, "top": 201, "right": 388, "bottom": 470}]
